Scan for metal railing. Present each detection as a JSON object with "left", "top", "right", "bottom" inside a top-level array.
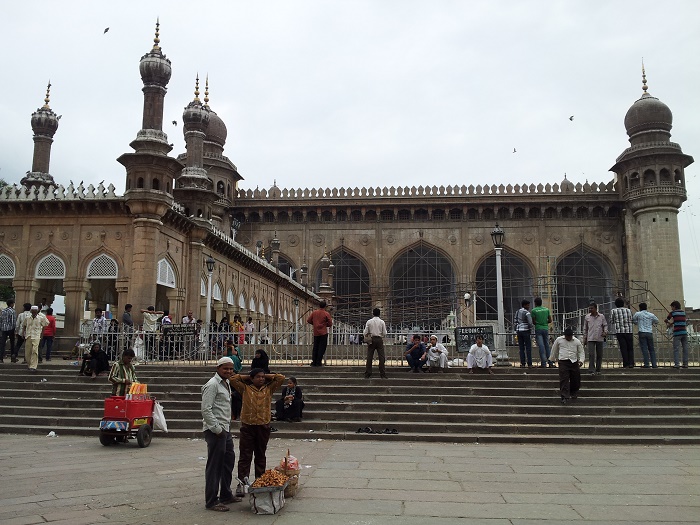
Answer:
[{"left": 75, "top": 322, "right": 698, "bottom": 369}]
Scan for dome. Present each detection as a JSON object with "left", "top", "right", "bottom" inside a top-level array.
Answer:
[
  {"left": 205, "top": 110, "right": 227, "bottom": 147},
  {"left": 624, "top": 92, "right": 673, "bottom": 138},
  {"left": 31, "top": 107, "right": 59, "bottom": 137},
  {"left": 560, "top": 175, "right": 574, "bottom": 192},
  {"left": 182, "top": 100, "right": 210, "bottom": 133}
]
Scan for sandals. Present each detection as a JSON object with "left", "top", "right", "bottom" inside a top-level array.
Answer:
[
  {"left": 207, "top": 503, "right": 229, "bottom": 512},
  {"left": 355, "top": 427, "right": 398, "bottom": 435}
]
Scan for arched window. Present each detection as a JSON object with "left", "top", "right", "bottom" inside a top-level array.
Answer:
[
  {"left": 227, "top": 288, "right": 235, "bottom": 305},
  {"left": 660, "top": 168, "right": 672, "bottom": 184},
  {"left": 321, "top": 211, "right": 333, "bottom": 222},
  {"left": 497, "top": 207, "right": 510, "bottom": 220},
  {"left": 450, "top": 208, "right": 463, "bottom": 220},
  {"left": 249, "top": 212, "right": 260, "bottom": 223},
  {"left": 529, "top": 207, "right": 541, "bottom": 219},
  {"left": 36, "top": 254, "right": 66, "bottom": 279},
  {"left": 482, "top": 208, "right": 494, "bottom": 220},
  {"left": 277, "top": 211, "right": 289, "bottom": 223},
  {"left": 561, "top": 207, "right": 573, "bottom": 218},
  {"left": 380, "top": 210, "right": 394, "bottom": 221},
  {"left": 544, "top": 207, "right": 557, "bottom": 218},
  {"left": 292, "top": 211, "right": 304, "bottom": 223},
  {"left": 467, "top": 208, "right": 478, "bottom": 220},
  {"left": 414, "top": 209, "right": 429, "bottom": 220},
  {"left": 157, "top": 259, "right": 176, "bottom": 288},
  {"left": 137, "top": 177, "right": 144, "bottom": 189},
  {"left": 152, "top": 178, "right": 160, "bottom": 190},
  {"left": 643, "top": 169, "right": 656, "bottom": 187},
  {"left": 263, "top": 212, "right": 275, "bottom": 223},
  {"left": 432, "top": 209, "right": 445, "bottom": 221},
  {"left": 350, "top": 210, "right": 362, "bottom": 222},
  {"left": 307, "top": 211, "right": 318, "bottom": 222},
  {"left": 315, "top": 248, "right": 371, "bottom": 326},
  {"left": 213, "top": 282, "right": 222, "bottom": 301},
  {"left": 387, "top": 242, "right": 455, "bottom": 329},
  {"left": 87, "top": 254, "right": 118, "bottom": 279},
  {"left": 398, "top": 209, "right": 410, "bottom": 221},
  {"left": 365, "top": 210, "right": 377, "bottom": 221},
  {"left": 575, "top": 207, "right": 589, "bottom": 219},
  {"left": 0, "top": 254, "right": 16, "bottom": 279},
  {"left": 475, "top": 249, "right": 533, "bottom": 328},
  {"left": 513, "top": 208, "right": 526, "bottom": 220},
  {"left": 200, "top": 278, "right": 206, "bottom": 297},
  {"left": 556, "top": 248, "right": 613, "bottom": 314},
  {"left": 217, "top": 181, "right": 225, "bottom": 194},
  {"left": 239, "top": 293, "right": 246, "bottom": 309}
]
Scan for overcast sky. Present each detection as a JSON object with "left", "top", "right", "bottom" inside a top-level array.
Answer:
[{"left": 1, "top": 0, "right": 699, "bottom": 307}]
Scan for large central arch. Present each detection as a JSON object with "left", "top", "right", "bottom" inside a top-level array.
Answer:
[
  {"left": 387, "top": 242, "right": 456, "bottom": 330},
  {"left": 315, "top": 248, "right": 371, "bottom": 326},
  {"left": 556, "top": 247, "right": 614, "bottom": 314},
  {"left": 475, "top": 249, "right": 534, "bottom": 329}
]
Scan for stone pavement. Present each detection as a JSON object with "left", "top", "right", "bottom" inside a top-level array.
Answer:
[{"left": 1, "top": 434, "right": 699, "bottom": 525}]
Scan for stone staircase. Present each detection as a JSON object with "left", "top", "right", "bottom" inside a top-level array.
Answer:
[{"left": 1, "top": 363, "right": 699, "bottom": 444}]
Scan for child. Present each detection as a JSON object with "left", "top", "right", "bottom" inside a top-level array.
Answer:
[{"left": 230, "top": 368, "right": 285, "bottom": 494}]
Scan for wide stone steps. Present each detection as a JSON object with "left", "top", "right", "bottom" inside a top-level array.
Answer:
[{"left": 1, "top": 364, "right": 699, "bottom": 444}]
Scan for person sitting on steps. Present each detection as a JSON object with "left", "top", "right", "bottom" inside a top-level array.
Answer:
[{"left": 405, "top": 334, "right": 427, "bottom": 373}]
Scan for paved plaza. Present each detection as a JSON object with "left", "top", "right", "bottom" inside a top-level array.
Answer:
[{"left": 1, "top": 433, "right": 699, "bottom": 524}]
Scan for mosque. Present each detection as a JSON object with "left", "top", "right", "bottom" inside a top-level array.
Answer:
[{"left": 0, "top": 23, "right": 693, "bottom": 340}]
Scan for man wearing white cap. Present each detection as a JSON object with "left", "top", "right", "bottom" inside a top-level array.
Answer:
[
  {"left": 21, "top": 306, "right": 48, "bottom": 372},
  {"left": 201, "top": 357, "right": 241, "bottom": 512}
]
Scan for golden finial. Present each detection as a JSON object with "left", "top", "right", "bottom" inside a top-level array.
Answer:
[
  {"left": 194, "top": 74, "right": 200, "bottom": 102},
  {"left": 42, "top": 81, "right": 51, "bottom": 109},
  {"left": 204, "top": 75, "right": 209, "bottom": 106},
  {"left": 641, "top": 58, "right": 648, "bottom": 94},
  {"left": 152, "top": 18, "right": 161, "bottom": 51}
]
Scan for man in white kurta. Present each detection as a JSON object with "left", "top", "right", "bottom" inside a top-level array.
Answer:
[
  {"left": 467, "top": 335, "right": 493, "bottom": 374},
  {"left": 22, "top": 306, "right": 48, "bottom": 372},
  {"left": 427, "top": 335, "right": 448, "bottom": 372}
]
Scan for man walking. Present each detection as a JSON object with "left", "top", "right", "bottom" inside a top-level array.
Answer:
[
  {"left": 582, "top": 302, "right": 608, "bottom": 376},
  {"left": 610, "top": 298, "right": 634, "bottom": 368},
  {"left": 307, "top": 300, "right": 332, "bottom": 367},
  {"left": 531, "top": 297, "right": 553, "bottom": 367},
  {"left": 122, "top": 304, "right": 134, "bottom": 351},
  {"left": 665, "top": 301, "right": 689, "bottom": 369},
  {"left": 15, "top": 303, "right": 32, "bottom": 362},
  {"left": 0, "top": 300, "right": 17, "bottom": 363},
  {"left": 363, "top": 308, "right": 388, "bottom": 379},
  {"left": 550, "top": 328, "right": 585, "bottom": 404},
  {"left": 515, "top": 299, "right": 535, "bottom": 368},
  {"left": 22, "top": 306, "right": 48, "bottom": 372},
  {"left": 632, "top": 303, "right": 659, "bottom": 368},
  {"left": 201, "top": 357, "right": 241, "bottom": 512}
]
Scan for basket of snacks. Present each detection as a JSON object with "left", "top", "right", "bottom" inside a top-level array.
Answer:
[
  {"left": 274, "top": 449, "right": 301, "bottom": 498},
  {"left": 248, "top": 469, "right": 290, "bottom": 515}
]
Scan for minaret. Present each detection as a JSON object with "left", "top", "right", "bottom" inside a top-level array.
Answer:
[
  {"left": 115, "top": 21, "right": 184, "bottom": 325},
  {"left": 611, "top": 65, "right": 694, "bottom": 310},
  {"left": 118, "top": 19, "right": 182, "bottom": 203},
  {"left": 22, "top": 82, "right": 59, "bottom": 188},
  {"left": 173, "top": 75, "right": 218, "bottom": 219}
]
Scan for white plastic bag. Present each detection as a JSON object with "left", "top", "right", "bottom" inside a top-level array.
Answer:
[
  {"left": 152, "top": 402, "right": 168, "bottom": 432},
  {"left": 133, "top": 334, "right": 145, "bottom": 360},
  {"left": 249, "top": 486, "right": 286, "bottom": 514}
]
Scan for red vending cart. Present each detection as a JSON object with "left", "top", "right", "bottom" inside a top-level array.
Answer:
[{"left": 99, "top": 394, "right": 155, "bottom": 447}]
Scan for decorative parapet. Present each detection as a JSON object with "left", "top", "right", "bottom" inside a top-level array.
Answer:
[
  {"left": 615, "top": 141, "right": 683, "bottom": 163},
  {"left": 0, "top": 182, "right": 119, "bottom": 201},
  {"left": 236, "top": 180, "right": 617, "bottom": 200},
  {"left": 208, "top": 226, "right": 317, "bottom": 297},
  {"left": 623, "top": 184, "right": 687, "bottom": 201}
]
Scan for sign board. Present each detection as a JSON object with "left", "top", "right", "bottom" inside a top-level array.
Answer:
[{"left": 454, "top": 326, "right": 494, "bottom": 353}]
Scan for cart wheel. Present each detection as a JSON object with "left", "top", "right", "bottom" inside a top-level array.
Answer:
[
  {"left": 136, "top": 424, "right": 152, "bottom": 448},
  {"left": 99, "top": 432, "right": 116, "bottom": 446}
]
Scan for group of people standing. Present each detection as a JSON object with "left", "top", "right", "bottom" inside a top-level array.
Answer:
[
  {"left": 200, "top": 356, "right": 304, "bottom": 512},
  {"left": 0, "top": 301, "right": 56, "bottom": 371}
]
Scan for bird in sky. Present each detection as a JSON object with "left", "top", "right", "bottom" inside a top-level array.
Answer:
[
  {"left": 569, "top": 115, "right": 574, "bottom": 121},
  {"left": 513, "top": 148, "right": 517, "bottom": 153},
  {"left": 104, "top": 27, "right": 109, "bottom": 34},
  {"left": 172, "top": 120, "right": 177, "bottom": 126}
]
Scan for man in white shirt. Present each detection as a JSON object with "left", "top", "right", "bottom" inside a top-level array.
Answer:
[
  {"left": 550, "top": 328, "right": 585, "bottom": 404},
  {"left": 467, "top": 335, "right": 493, "bottom": 374},
  {"left": 427, "top": 335, "right": 449, "bottom": 372},
  {"left": 363, "top": 308, "right": 388, "bottom": 379},
  {"left": 22, "top": 306, "right": 48, "bottom": 372}
]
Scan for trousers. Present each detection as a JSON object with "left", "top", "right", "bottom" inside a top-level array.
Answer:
[
  {"left": 203, "top": 429, "right": 235, "bottom": 508},
  {"left": 238, "top": 423, "right": 271, "bottom": 481},
  {"left": 365, "top": 336, "right": 387, "bottom": 378}
]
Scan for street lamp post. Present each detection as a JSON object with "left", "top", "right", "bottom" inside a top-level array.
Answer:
[
  {"left": 293, "top": 297, "right": 300, "bottom": 346},
  {"left": 490, "top": 224, "right": 507, "bottom": 362},
  {"left": 205, "top": 256, "right": 215, "bottom": 357}
]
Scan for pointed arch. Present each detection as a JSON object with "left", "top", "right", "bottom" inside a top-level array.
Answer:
[
  {"left": 386, "top": 240, "right": 456, "bottom": 329},
  {"left": 35, "top": 253, "right": 66, "bottom": 279},
  {"left": 200, "top": 277, "right": 207, "bottom": 297},
  {"left": 238, "top": 292, "right": 246, "bottom": 310},
  {"left": 86, "top": 254, "right": 118, "bottom": 279},
  {"left": 474, "top": 247, "right": 535, "bottom": 327},
  {"left": 213, "top": 281, "right": 223, "bottom": 301},
  {"left": 157, "top": 257, "right": 178, "bottom": 288},
  {"left": 555, "top": 245, "right": 615, "bottom": 314},
  {"left": 226, "top": 288, "right": 235, "bottom": 305},
  {"left": 0, "top": 253, "right": 17, "bottom": 279},
  {"left": 249, "top": 295, "right": 256, "bottom": 312},
  {"left": 314, "top": 246, "right": 371, "bottom": 326}
]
